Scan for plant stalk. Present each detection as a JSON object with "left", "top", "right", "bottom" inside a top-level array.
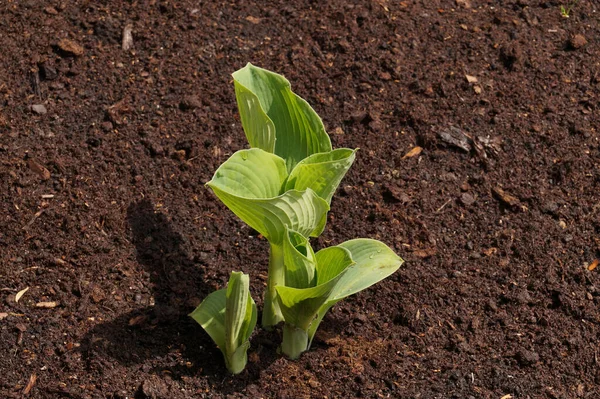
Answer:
[
  {"left": 262, "top": 243, "right": 285, "bottom": 328},
  {"left": 282, "top": 324, "right": 309, "bottom": 359},
  {"left": 225, "top": 344, "right": 249, "bottom": 375}
]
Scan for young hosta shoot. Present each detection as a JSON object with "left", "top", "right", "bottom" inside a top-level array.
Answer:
[
  {"left": 190, "top": 271, "right": 257, "bottom": 374},
  {"left": 276, "top": 230, "right": 403, "bottom": 359},
  {"left": 208, "top": 64, "right": 356, "bottom": 328}
]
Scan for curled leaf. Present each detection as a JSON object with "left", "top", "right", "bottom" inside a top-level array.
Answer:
[
  {"left": 207, "top": 149, "right": 330, "bottom": 244},
  {"left": 285, "top": 148, "right": 357, "bottom": 205},
  {"left": 190, "top": 272, "right": 257, "bottom": 374},
  {"left": 233, "top": 63, "right": 332, "bottom": 171}
]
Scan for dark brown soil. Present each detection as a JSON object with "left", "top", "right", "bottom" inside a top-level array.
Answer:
[{"left": 1, "top": 0, "right": 599, "bottom": 398}]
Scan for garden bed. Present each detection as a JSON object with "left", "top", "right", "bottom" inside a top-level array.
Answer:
[{"left": 1, "top": 1, "right": 599, "bottom": 397}]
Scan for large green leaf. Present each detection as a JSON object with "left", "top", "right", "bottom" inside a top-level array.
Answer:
[
  {"left": 306, "top": 239, "right": 403, "bottom": 345},
  {"left": 208, "top": 148, "right": 288, "bottom": 199},
  {"left": 282, "top": 228, "right": 316, "bottom": 289},
  {"left": 209, "top": 185, "right": 329, "bottom": 245},
  {"left": 233, "top": 63, "right": 332, "bottom": 171},
  {"left": 329, "top": 239, "right": 403, "bottom": 301},
  {"left": 285, "top": 149, "right": 357, "bottom": 204},
  {"left": 208, "top": 150, "right": 330, "bottom": 245}
]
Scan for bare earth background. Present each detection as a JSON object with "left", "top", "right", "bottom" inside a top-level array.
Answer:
[{"left": 1, "top": 0, "right": 599, "bottom": 398}]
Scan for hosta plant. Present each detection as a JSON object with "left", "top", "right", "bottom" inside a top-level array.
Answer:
[
  {"left": 193, "top": 64, "right": 403, "bottom": 372},
  {"left": 190, "top": 271, "right": 257, "bottom": 374},
  {"left": 208, "top": 64, "right": 356, "bottom": 328},
  {"left": 276, "top": 229, "right": 403, "bottom": 359}
]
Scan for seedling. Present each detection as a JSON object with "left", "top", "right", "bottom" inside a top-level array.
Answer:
[
  {"left": 190, "top": 271, "right": 257, "bottom": 374},
  {"left": 193, "top": 64, "right": 403, "bottom": 371},
  {"left": 560, "top": 0, "right": 579, "bottom": 18}
]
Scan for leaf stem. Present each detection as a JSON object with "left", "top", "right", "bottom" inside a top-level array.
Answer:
[
  {"left": 225, "top": 343, "right": 250, "bottom": 374},
  {"left": 282, "top": 323, "right": 309, "bottom": 359},
  {"left": 262, "top": 243, "right": 285, "bottom": 328}
]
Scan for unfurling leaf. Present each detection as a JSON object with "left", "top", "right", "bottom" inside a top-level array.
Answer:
[
  {"left": 285, "top": 148, "right": 356, "bottom": 205},
  {"left": 233, "top": 63, "right": 332, "bottom": 172},
  {"left": 190, "top": 271, "right": 257, "bottom": 374}
]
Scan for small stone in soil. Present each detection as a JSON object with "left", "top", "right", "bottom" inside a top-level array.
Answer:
[
  {"left": 138, "top": 378, "right": 169, "bottom": 399},
  {"left": 569, "top": 34, "right": 587, "bottom": 49},
  {"left": 39, "top": 63, "right": 58, "bottom": 80},
  {"left": 179, "top": 95, "right": 202, "bottom": 110},
  {"left": 101, "top": 121, "right": 113, "bottom": 132},
  {"left": 515, "top": 349, "right": 539, "bottom": 366},
  {"left": 30, "top": 104, "right": 47, "bottom": 115},
  {"left": 57, "top": 39, "right": 84, "bottom": 56},
  {"left": 171, "top": 149, "right": 187, "bottom": 161},
  {"left": 460, "top": 193, "right": 475, "bottom": 206}
]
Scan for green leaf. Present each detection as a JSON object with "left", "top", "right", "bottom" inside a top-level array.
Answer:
[
  {"left": 233, "top": 63, "right": 332, "bottom": 171},
  {"left": 207, "top": 149, "right": 330, "bottom": 245},
  {"left": 315, "top": 246, "right": 354, "bottom": 286},
  {"left": 329, "top": 239, "right": 403, "bottom": 301},
  {"left": 232, "top": 75, "right": 276, "bottom": 153},
  {"left": 208, "top": 148, "right": 288, "bottom": 200},
  {"left": 285, "top": 149, "right": 357, "bottom": 205},
  {"left": 282, "top": 228, "right": 316, "bottom": 289},
  {"left": 306, "top": 239, "right": 403, "bottom": 345},
  {"left": 225, "top": 272, "right": 256, "bottom": 352},
  {"left": 276, "top": 273, "right": 342, "bottom": 331},
  {"left": 189, "top": 289, "right": 226, "bottom": 350}
]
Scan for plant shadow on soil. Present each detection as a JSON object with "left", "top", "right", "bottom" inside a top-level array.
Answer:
[
  {"left": 80, "top": 200, "right": 232, "bottom": 381},
  {"left": 78, "top": 200, "right": 298, "bottom": 393}
]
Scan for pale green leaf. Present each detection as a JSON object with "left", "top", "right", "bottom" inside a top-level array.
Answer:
[
  {"left": 208, "top": 148, "right": 287, "bottom": 200},
  {"left": 242, "top": 290, "right": 258, "bottom": 344},
  {"left": 285, "top": 149, "right": 357, "bottom": 204},
  {"left": 315, "top": 246, "right": 354, "bottom": 286},
  {"left": 191, "top": 272, "right": 257, "bottom": 374},
  {"left": 276, "top": 274, "right": 342, "bottom": 330},
  {"left": 208, "top": 186, "right": 329, "bottom": 245},
  {"left": 207, "top": 148, "right": 330, "bottom": 244},
  {"left": 330, "top": 239, "right": 403, "bottom": 301},
  {"left": 306, "top": 239, "right": 403, "bottom": 345},
  {"left": 233, "top": 63, "right": 332, "bottom": 171},
  {"left": 189, "top": 289, "right": 226, "bottom": 350},
  {"left": 233, "top": 77, "right": 276, "bottom": 153},
  {"left": 225, "top": 272, "right": 256, "bottom": 352},
  {"left": 283, "top": 228, "right": 316, "bottom": 289}
]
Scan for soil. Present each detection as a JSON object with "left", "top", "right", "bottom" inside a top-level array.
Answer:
[{"left": 1, "top": 0, "right": 599, "bottom": 398}]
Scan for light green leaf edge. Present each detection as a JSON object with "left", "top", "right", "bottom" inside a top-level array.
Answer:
[
  {"left": 189, "top": 289, "right": 227, "bottom": 350},
  {"left": 233, "top": 63, "right": 332, "bottom": 172},
  {"left": 285, "top": 148, "right": 357, "bottom": 205}
]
